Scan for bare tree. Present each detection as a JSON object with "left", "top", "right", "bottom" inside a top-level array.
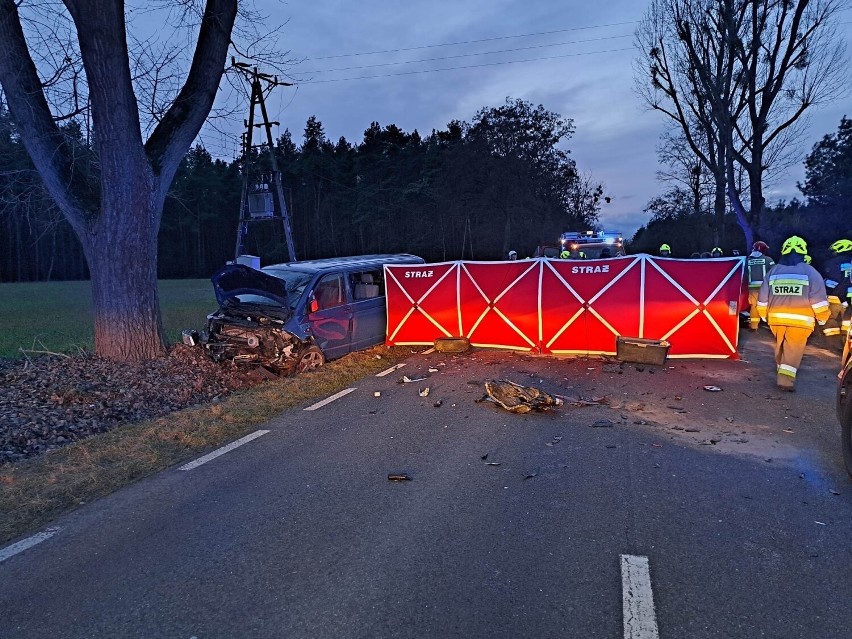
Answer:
[
  {"left": 636, "top": 0, "right": 847, "bottom": 249},
  {"left": 0, "top": 0, "right": 237, "bottom": 360}
]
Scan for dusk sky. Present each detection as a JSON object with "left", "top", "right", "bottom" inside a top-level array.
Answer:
[{"left": 198, "top": 0, "right": 852, "bottom": 239}]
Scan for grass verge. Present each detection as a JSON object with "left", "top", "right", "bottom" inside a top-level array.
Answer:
[{"left": 0, "top": 346, "right": 410, "bottom": 545}]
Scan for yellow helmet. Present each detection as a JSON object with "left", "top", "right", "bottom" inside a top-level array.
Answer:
[
  {"left": 829, "top": 239, "right": 852, "bottom": 254},
  {"left": 804, "top": 254, "right": 812, "bottom": 264},
  {"left": 560, "top": 250, "right": 570, "bottom": 259},
  {"left": 659, "top": 243, "right": 671, "bottom": 253},
  {"left": 781, "top": 236, "right": 808, "bottom": 255}
]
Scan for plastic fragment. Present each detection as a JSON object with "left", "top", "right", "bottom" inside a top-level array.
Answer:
[
  {"left": 387, "top": 473, "right": 412, "bottom": 481},
  {"left": 703, "top": 385, "right": 722, "bottom": 392},
  {"left": 419, "top": 387, "right": 430, "bottom": 397},
  {"left": 428, "top": 367, "right": 439, "bottom": 373},
  {"left": 486, "top": 462, "right": 501, "bottom": 466},
  {"left": 830, "top": 489, "right": 840, "bottom": 495},
  {"left": 433, "top": 399, "right": 443, "bottom": 407},
  {"left": 373, "top": 391, "right": 381, "bottom": 397},
  {"left": 400, "top": 375, "right": 427, "bottom": 383}
]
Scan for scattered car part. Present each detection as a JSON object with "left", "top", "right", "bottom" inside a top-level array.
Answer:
[
  {"left": 482, "top": 379, "right": 564, "bottom": 413},
  {"left": 387, "top": 473, "right": 412, "bottom": 481}
]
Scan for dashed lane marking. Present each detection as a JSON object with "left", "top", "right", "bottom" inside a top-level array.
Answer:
[
  {"left": 0, "top": 527, "right": 60, "bottom": 564},
  {"left": 179, "top": 430, "right": 270, "bottom": 471},
  {"left": 621, "top": 554, "right": 660, "bottom": 639},
  {"left": 376, "top": 363, "right": 405, "bottom": 377},
  {"left": 303, "top": 387, "right": 357, "bottom": 411}
]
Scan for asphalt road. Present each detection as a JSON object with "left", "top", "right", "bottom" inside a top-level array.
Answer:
[{"left": 2, "top": 332, "right": 851, "bottom": 638}]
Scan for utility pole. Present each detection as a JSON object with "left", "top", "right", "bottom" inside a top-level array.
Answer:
[{"left": 232, "top": 59, "right": 297, "bottom": 262}]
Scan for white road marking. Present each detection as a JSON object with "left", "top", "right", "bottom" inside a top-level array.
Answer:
[
  {"left": 0, "top": 527, "right": 60, "bottom": 563},
  {"left": 621, "top": 554, "right": 660, "bottom": 639},
  {"left": 303, "top": 387, "right": 357, "bottom": 411},
  {"left": 376, "top": 363, "right": 405, "bottom": 377},
  {"left": 178, "top": 430, "right": 269, "bottom": 471}
]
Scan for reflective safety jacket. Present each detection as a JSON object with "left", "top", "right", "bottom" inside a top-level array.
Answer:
[
  {"left": 757, "top": 263, "right": 830, "bottom": 329},
  {"left": 746, "top": 252, "right": 775, "bottom": 288},
  {"left": 822, "top": 253, "right": 852, "bottom": 305}
]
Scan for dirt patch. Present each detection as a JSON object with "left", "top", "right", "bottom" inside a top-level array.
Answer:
[{"left": 0, "top": 345, "right": 268, "bottom": 464}]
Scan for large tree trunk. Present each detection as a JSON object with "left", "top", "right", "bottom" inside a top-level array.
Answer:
[
  {"left": 0, "top": 0, "right": 236, "bottom": 361},
  {"left": 86, "top": 210, "right": 166, "bottom": 360}
]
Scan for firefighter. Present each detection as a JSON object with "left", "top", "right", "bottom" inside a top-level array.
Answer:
[
  {"left": 507, "top": 250, "right": 518, "bottom": 261},
  {"left": 757, "top": 236, "right": 830, "bottom": 391},
  {"left": 710, "top": 247, "right": 723, "bottom": 258},
  {"left": 659, "top": 243, "right": 671, "bottom": 257},
  {"left": 560, "top": 249, "right": 571, "bottom": 259},
  {"left": 821, "top": 239, "right": 852, "bottom": 350},
  {"left": 746, "top": 241, "right": 775, "bottom": 330}
]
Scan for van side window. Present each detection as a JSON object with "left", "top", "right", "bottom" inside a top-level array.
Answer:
[
  {"left": 314, "top": 274, "right": 345, "bottom": 310},
  {"left": 351, "top": 269, "right": 383, "bottom": 300}
]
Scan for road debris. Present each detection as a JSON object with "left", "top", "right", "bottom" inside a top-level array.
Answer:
[
  {"left": 433, "top": 399, "right": 443, "bottom": 407},
  {"left": 703, "top": 385, "right": 722, "bottom": 392},
  {"left": 428, "top": 367, "right": 439, "bottom": 373},
  {"left": 486, "top": 462, "right": 502, "bottom": 466},
  {"left": 387, "top": 473, "right": 412, "bottom": 481},
  {"left": 565, "top": 396, "right": 610, "bottom": 407},
  {"left": 592, "top": 419, "right": 614, "bottom": 428},
  {"left": 545, "top": 435, "right": 563, "bottom": 447},
  {"left": 523, "top": 468, "right": 540, "bottom": 480},
  {"left": 419, "top": 387, "right": 430, "bottom": 397},
  {"left": 830, "top": 489, "right": 840, "bottom": 495},
  {"left": 482, "top": 379, "right": 563, "bottom": 413},
  {"left": 373, "top": 391, "right": 381, "bottom": 397},
  {"left": 400, "top": 375, "right": 427, "bottom": 383}
]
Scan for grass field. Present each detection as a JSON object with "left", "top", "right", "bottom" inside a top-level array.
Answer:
[{"left": 0, "top": 279, "right": 217, "bottom": 358}]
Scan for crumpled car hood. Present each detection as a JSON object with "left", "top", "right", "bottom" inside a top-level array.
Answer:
[{"left": 211, "top": 264, "right": 290, "bottom": 308}]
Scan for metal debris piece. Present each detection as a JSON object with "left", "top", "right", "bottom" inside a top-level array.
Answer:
[
  {"left": 399, "top": 375, "right": 427, "bottom": 383},
  {"left": 428, "top": 367, "right": 439, "bottom": 373},
  {"left": 565, "top": 396, "right": 610, "bottom": 407},
  {"left": 703, "top": 385, "right": 722, "bottom": 392},
  {"left": 373, "top": 391, "right": 381, "bottom": 397},
  {"left": 433, "top": 399, "right": 443, "bottom": 407},
  {"left": 486, "top": 462, "right": 501, "bottom": 466},
  {"left": 419, "top": 387, "right": 430, "bottom": 397},
  {"left": 387, "top": 473, "right": 412, "bottom": 481},
  {"left": 482, "top": 379, "right": 564, "bottom": 414}
]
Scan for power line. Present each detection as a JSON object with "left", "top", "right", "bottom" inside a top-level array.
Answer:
[
  {"left": 305, "top": 20, "right": 639, "bottom": 60},
  {"left": 298, "top": 46, "right": 634, "bottom": 84},
  {"left": 301, "top": 33, "right": 633, "bottom": 74}
]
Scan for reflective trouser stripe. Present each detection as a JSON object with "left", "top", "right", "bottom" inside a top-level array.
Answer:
[
  {"left": 824, "top": 327, "right": 841, "bottom": 336},
  {"left": 828, "top": 295, "right": 842, "bottom": 304},
  {"left": 778, "top": 364, "right": 797, "bottom": 378}
]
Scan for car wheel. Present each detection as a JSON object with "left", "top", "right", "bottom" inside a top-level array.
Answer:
[{"left": 296, "top": 345, "right": 325, "bottom": 373}]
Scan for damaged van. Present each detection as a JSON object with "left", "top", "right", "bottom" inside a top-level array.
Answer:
[{"left": 187, "top": 254, "right": 424, "bottom": 375}]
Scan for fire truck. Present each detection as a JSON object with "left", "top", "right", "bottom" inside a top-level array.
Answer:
[{"left": 557, "top": 230, "right": 624, "bottom": 259}]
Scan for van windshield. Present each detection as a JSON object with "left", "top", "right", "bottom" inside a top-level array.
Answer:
[{"left": 259, "top": 268, "right": 314, "bottom": 308}]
